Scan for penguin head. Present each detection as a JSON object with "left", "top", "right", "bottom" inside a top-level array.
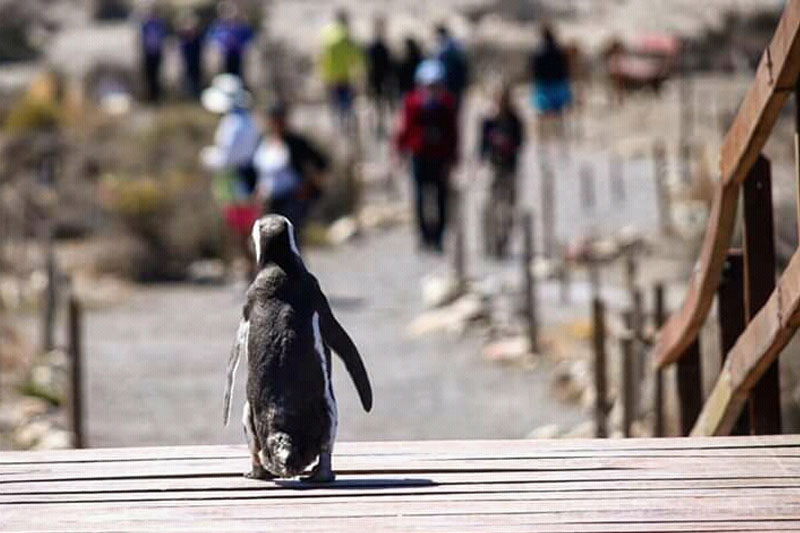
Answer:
[{"left": 251, "top": 215, "right": 302, "bottom": 270}]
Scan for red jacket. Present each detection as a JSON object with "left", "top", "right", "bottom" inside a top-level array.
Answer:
[{"left": 395, "top": 88, "right": 459, "bottom": 162}]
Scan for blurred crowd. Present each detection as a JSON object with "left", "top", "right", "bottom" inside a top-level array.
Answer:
[{"left": 136, "top": 2, "right": 575, "bottom": 265}]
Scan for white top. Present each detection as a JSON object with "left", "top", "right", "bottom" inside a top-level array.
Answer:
[
  {"left": 200, "top": 109, "right": 261, "bottom": 170},
  {"left": 253, "top": 138, "right": 301, "bottom": 200}
]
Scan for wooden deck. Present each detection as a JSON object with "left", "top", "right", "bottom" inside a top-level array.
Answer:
[{"left": 3, "top": 437, "right": 800, "bottom": 532}]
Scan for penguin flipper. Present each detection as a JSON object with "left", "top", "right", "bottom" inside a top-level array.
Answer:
[
  {"left": 223, "top": 319, "right": 249, "bottom": 426},
  {"left": 314, "top": 281, "right": 373, "bottom": 412}
]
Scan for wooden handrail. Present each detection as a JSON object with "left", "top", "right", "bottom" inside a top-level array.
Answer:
[
  {"left": 653, "top": 0, "right": 800, "bottom": 368},
  {"left": 692, "top": 248, "right": 800, "bottom": 435}
]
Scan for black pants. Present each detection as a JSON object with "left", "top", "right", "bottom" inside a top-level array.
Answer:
[
  {"left": 412, "top": 156, "right": 449, "bottom": 249},
  {"left": 224, "top": 51, "right": 243, "bottom": 79},
  {"left": 143, "top": 52, "right": 162, "bottom": 103}
]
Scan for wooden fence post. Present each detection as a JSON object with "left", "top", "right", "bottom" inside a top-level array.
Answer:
[
  {"left": 40, "top": 235, "right": 57, "bottom": 354},
  {"left": 521, "top": 211, "right": 539, "bottom": 353},
  {"left": 652, "top": 141, "right": 672, "bottom": 233},
  {"left": 676, "top": 339, "right": 702, "bottom": 436},
  {"left": 579, "top": 164, "right": 595, "bottom": 211},
  {"left": 453, "top": 188, "right": 467, "bottom": 292},
  {"left": 653, "top": 283, "right": 666, "bottom": 437},
  {"left": 592, "top": 298, "right": 608, "bottom": 438},
  {"left": 743, "top": 155, "right": 780, "bottom": 434},
  {"left": 67, "top": 294, "right": 85, "bottom": 449},
  {"left": 716, "top": 250, "right": 750, "bottom": 435},
  {"left": 539, "top": 156, "right": 556, "bottom": 258},
  {"left": 610, "top": 155, "right": 625, "bottom": 204},
  {"left": 620, "top": 330, "right": 635, "bottom": 437}
]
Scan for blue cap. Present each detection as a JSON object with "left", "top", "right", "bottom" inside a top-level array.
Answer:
[{"left": 415, "top": 59, "right": 446, "bottom": 86}]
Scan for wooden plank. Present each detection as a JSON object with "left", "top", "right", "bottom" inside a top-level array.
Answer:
[
  {"left": 742, "top": 155, "right": 781, "bottom": 434},
  {"left": 654, "top": 0, "right": 800, "bottom": 368},
  {"left": 7, "top": 436, "right": 800, "bottom": 465},
  {"left": 692, "top": 248, "right": 800, "bottom": 435},
  {"left": 676, "top": 340, "right": 702, "bottom": 435}
]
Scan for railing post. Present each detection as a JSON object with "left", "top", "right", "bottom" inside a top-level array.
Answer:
[
  {"left": 68, "top": 294, "right": 85, "bottom": 449},
  {"left": 676, "top": 339, "right": 702, "bottom": 436},
  {"left": 521, "top": 211, "right": 539, "bottom": 353},
  {"left": 620, "top": 329, "right": 635, "bottom": 437},
  {"left": 592, "top": 298, "right": 608, "bottom": 438},
  {"left": 716, "top": 250, "right": 750, "bottom": 435},
  {"left": 653, "top": 283, "right": 666, "bottom": 437},
  {"left": 743, "top": 154, "right": 781, "bottom": 434}
]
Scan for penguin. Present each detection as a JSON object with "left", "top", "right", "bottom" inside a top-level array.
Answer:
[{"left": 223, "top": 214, "right": 372, "bottom": 482}]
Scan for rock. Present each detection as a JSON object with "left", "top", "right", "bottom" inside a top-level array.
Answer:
[
  {"left": 421, "top": 274, "right": 462, "bottom": 309},
  {"left": 407, "top": 293, "right": 487, "bottom": 337},
  {"left": 327, "top": 216, "right": 359, "bottom": 245},
  {"left": 531, "top": 257, "right": 560, "bottom": 280},
  {"left": 13, "top": 420, "right": 52, "bottom": 449},
  {"left": 562, "top": 420, "right": 595, "bottom": 439},
  {"left": 551, "top": 359, "right": 591, "bottom": 404},
  {"left": 33, "top": 429, "right": 73, "bottom": 450},
  {"left": 187, "top": 259, "right": 227, "bottom": 285},
  {"left": 526, "top": 423, "right": 561, "bottom": 439},
  {"left": 482, "top": 335, "right": 531, "bottom": 364},
  {"left": 672, "top": 200, "right": 709, "bottom": 240}
]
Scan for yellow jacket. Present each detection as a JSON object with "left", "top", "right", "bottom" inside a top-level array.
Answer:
[{"left": 319, "top": 23, "right": 364, "bottom": 85}]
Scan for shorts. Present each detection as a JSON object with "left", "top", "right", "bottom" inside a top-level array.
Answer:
[{"left": 532, "top": 80, "right": 572, "bottom": 114}]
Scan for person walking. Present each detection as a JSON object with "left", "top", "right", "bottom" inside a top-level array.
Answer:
[
  {"left": 200, "top": 74, "right": 262, "bottom": 266},
  {"left": 177, "top": 10, "right": 204, "bottom": 99},
  {"left": 253, "top": 103, "right": 330, "bottom": 243},
  {"left": 433, "top": 24, "right": 468, "bottom": 108},
  {"left": 319, "top": 9, "right": 363, "bottom": 133},
  {"left": 395, "top": 59, "right": 459, "bottom": 252},
  {"left": 479, "top": 85, "right": 524, "bottom": 257},
  {"left": 530, "top": 24, "right": 572, "bottom": 118},
  {"left": 208, "top": 1, "right": 255, "bottom": 80},
  {"left": 366, "top": 17, "right": 394, "bottom": 137},
  {"left": 139, "top": 4, "right": 168, "bottom": 103},
  {"left": 395, "top": 37, "right": 423, "bottom": 99}
]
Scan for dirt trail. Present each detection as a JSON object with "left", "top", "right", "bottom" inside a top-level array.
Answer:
[{"left": 81, "top": 226, "right": 588, "bottom": 447}]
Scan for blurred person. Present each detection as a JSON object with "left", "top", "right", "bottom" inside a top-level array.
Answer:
[
  {"left": 319, "top": 9, "right": 363, "bottom": 133},
  {"left": 139, "top": 3, "right": 168, "bottom": 103},
  {"left": 395, "top": 37, "right": 423, "bottom": 97},
  {"left": 478, "top": 85, "right": 524, "bottom": 257},
  {"left": 433, "top": 24, "right": 468, "bottom": 107},
  {"left": 208, "top": 1, "right": 255, "bottom": 80},
  {"left": 366, "top": 17, "right": 394, "bottom": 137},
  {"left": 395, "top": 59, "right": 458, "bottom": 252},
  {"left": 530, "top": 24, "right": 572, "bottom": 117},
  {"left": 200, "top": 74, "right": 262, "bottom": 267},
  {"left": 254, "top": 102, "right": 329, "bottom": 243},
  {"left": 178, "top": 10, "right": 205, "bottom": 99}
]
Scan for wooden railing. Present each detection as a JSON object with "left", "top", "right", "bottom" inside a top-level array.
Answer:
[{"left": 652, "top": 0, "right": 800, "bottom": 436}]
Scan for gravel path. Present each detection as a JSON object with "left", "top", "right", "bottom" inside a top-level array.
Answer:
[{"left": 81, "top": 225, "right": 589, "bottom": 447}]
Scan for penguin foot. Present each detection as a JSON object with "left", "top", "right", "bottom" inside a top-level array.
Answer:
[
  {"left": 244, "top": 464, "right": 275, "bottom": 480},
  {"left": 300, "top": 468, "right": 336, "bottom": 483}
]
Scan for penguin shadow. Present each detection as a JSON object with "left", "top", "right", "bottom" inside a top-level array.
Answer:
[{"left": 275, "top": 477, "right": 436, "bottom": 491}]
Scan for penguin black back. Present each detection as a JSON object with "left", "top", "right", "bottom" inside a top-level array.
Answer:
[{"left": 224, "top": 215, "right": 372, "bottom": 481}]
